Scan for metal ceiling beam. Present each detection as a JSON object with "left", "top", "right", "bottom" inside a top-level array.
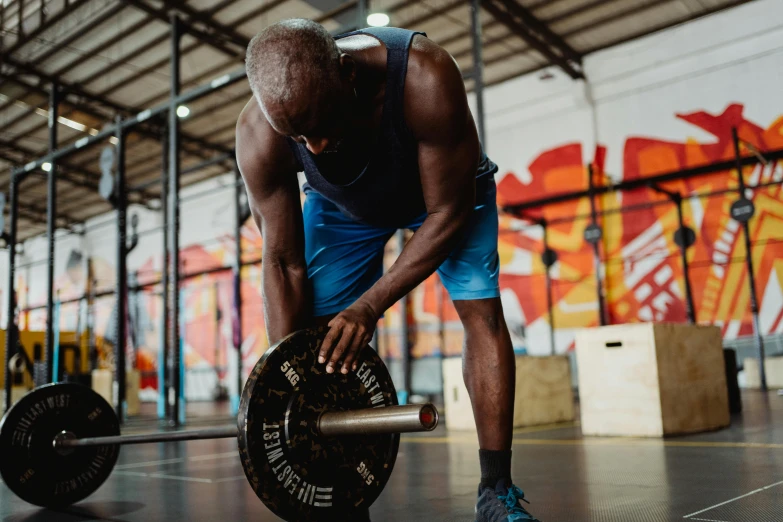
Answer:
[
  {"left": 497, "top": 0, "right": 582, "bottom": 64},
  {"left": 403, "top": 0, "right": 464, "bottom": 28},
  {"left": 316, "top": 1, "right": 359, "bottom": 24},
  {"left": 26, "top": 2, "right": 130, "bottom": 67},
  {"left": 470, "top": 0, "right": 745, "bottom": 90},
  {"left": 560, "top": 0, "right": 674, "bottom": 40},
  {"left": 481, "top": 0, "right": 584, "bottom": 79},
  {"left": 0, "top": 0, "right": 246, "bottom": 127},
  {"left": 0, "top": 0, "right": 92, "bottom": 59},
  {"left": 50, "top": 17, "right": 167, "bottom": 88},
  {"left": 75, "top": 0, "right": 290, "bottom": 103},
  {"left": 3, "top": 58, "right": 129, "bottom": 114},
  {"left": 437, "top": 0, "right": 615, "bottom": 49},
  {"left": 156, "top": 0, "right": 250, "bottom": 48},
  {"left": 1, "top": 65, "right": 230, "bottom": 163},
  {"left": 545, "top": 0, "right": 615, "bottom": 25},
  {"left": 123, "top": 0, "right": 243, "bottom": 58},
  {"left": 438, "top": 19, "right": 500, "bottom": 47}
]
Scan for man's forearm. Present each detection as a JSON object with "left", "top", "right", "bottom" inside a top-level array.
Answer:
[
  {"left": 262, "top": 260, "right": 311, "bottom": 344},
  {"left": 359, "top": 212, "right": 469, "bottom": 317}
]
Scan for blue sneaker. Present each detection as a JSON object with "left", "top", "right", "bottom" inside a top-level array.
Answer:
[{"left": 475, "top": 479, "right": 541, "bottom": 521}]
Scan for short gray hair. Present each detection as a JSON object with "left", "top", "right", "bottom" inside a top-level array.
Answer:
[{"left": 245, "top": 19, "right": 342, "bottom": 117}]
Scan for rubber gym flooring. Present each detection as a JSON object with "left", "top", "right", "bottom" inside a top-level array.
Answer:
[{"left": 1, "top": 390, "right": 781, "bottom": 522}]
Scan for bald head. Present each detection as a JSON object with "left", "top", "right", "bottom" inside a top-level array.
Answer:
[{"left": 246, "top": 19, "right": 346, "bottom": 137}]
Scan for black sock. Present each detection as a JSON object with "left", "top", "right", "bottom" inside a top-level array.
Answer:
[{"left": 479, "top": 449, "right": 512, "bottom": 489}]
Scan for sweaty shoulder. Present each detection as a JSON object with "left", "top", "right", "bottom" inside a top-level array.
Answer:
[
  {"left": 235, "top": 97, "right": 299, "bottom": 185},
  {"left": 403, "top": 35, "right": 471, "bottom": 141}
]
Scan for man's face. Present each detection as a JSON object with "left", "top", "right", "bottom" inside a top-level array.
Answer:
[{"left": 265, "top": 83, "right": 353, "bottom": 155}]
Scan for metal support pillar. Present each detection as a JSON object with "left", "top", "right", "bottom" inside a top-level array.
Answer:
[
  {"left": 732, "top": 127, "right": 766, "bottom": 391},
  {"left": 357, "top": 0, "right": 368, "bottom": 28},
  {"left": 233, "top": 168, "right": 244, "bottom": 413},
  {"left": 160, "top": 131, "right": 170, "bottom": 419},
  {"left": 115, "top": 117, "right": 128, "bottom": 422},
  {"left": 587, "top": 165, "right": 607, "bottom": 326},
  {"left": 674, "top": 195, "right": 696, "bottom": 324},
  {"left": 470, "top": 0, "right": 486, "bottom": 147},
  {"left": 169, "top": 14, "right": 183, "bottom": 426},
  {"left": 397, "top": 230, "right": 411, "bottom": 404},
  {"left": 44, "top": 82, "right": 59, "bottom": 384},
  {"left": 542, "top": 220, "right": 555, "bottom": 355},
  {"left": 4, "top": 177, "right": 19, "bottom": 412}
]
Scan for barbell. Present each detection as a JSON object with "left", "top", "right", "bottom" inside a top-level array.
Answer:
[{"left": 0, "top": 327, "right": 439, "bottom": 521}]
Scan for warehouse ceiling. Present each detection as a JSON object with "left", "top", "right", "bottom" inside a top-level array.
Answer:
[{"left": 0, "top": 0, "right": 754, "bottom": 241}]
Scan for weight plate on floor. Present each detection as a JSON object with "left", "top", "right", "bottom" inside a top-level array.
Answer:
[
  {"left": 0, "top": 383, "right": 120, "bottom": 508},
  {"left": 238, "top": 327, "right": 399, "bottom": 522}
]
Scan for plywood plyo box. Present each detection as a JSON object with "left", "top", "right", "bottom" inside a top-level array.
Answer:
[
  {"left": 126, "top": 369, "right": 141, "bottom": 416},
  {"left": 743, "top": 357, "right": 783, "bottom": 388},
  {"left": 575, "top": 323, "right": 730, "bottom": 437},
  {"left": 442, "top": 355, "right": 575, "bottom": 431}
]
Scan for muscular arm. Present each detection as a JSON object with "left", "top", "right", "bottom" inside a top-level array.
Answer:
[
  {"left": 360, "top": 39, "right": 480, "bottom": 316},
  {"left": 236, "top": 99, "right": 310, "bottom": 344},
  {"left": 321, "top": 38, "right": 481, "bottom": 373}
]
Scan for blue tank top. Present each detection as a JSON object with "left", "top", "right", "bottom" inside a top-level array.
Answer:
[{"left": 288, "top": 27, "right": 498, "bottom": 228}]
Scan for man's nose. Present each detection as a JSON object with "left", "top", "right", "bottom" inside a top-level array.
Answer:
[{"left": 305, "top": 137, "right": 330, "bottom": 155}]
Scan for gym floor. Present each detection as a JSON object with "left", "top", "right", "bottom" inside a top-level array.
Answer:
[{"left": 1, "top": 391, "right": 781, "bottom": 522}]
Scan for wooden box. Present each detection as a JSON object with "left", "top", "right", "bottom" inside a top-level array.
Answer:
[
  {"left": 575, "top": 323, "right": 730, "bottom": 437},
  {"left": 514, "top": 356, "right": 575, "bottom": 427},
  {"left": 126, "top": 369, "right": 141, "bottom": 416},
  {"left": 743, "top": 357, "right": 783, "bottom": 388},
  {"left": 442, "top": 357, "right": 476, "bottom": 431},
  {"left": 442, "top": 355, "right": 575, "bottom": 431},
  {"left": 92, "top": 369, "right": 113, "bottom": 406}
]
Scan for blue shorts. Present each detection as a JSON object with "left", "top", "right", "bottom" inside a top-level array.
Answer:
[{"left": 303, "top": 177, "right": 500, "bottom": 317}]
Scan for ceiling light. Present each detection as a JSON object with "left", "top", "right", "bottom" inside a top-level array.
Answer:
[
  {"left": 177, "top": 105, "right": 190, "bottom": 118},
  {"left": 367, "top": 13, "right": 390, "bottom": 27},
  {"left": 42, "top": 162, "right": 52, "bottom": 172}
]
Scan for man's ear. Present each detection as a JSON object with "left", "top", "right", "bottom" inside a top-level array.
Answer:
[{"left": 338, "top": 53, "right": 357, "bottom": 84}]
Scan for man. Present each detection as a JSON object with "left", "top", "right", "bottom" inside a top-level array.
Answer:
[{"left": 236, "top": 19, "right": 541, "bottom": 522}]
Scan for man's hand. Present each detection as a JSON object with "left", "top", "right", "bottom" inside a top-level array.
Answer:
[{"left": 319, "top": 301, "right": 379, "bottom": 374}]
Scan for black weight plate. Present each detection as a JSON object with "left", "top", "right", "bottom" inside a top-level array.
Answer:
[
  {"left": 673, "top": 225, "right": 696, "bottom": 249},
  {"left": 238, "top": 328, "right": 399, "bottom": 522},
  {"left": 541, "top": 248, "right": 558, "bottom": 268},
  {"left": 0, "top": 383, "right": 120, "bottom": 508},
  {"left": 730, "top": 198, "right": 755, "bottom": 223},
  {"left": 583, "top": 223, "right": 602, "bottom": 244}
]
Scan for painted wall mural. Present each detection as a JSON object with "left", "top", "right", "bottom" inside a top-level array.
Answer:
[{"left": 492, "top": 104, "right": 783, "bottom": 354}]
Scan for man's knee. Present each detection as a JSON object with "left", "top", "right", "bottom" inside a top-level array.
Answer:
[{"left": 454, "top": 298, "right": 508, "bottom": 336}]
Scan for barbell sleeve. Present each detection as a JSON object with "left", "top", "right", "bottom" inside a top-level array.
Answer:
[{"left": 318, "top": 403, "right": 439, "bottom": 437}]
